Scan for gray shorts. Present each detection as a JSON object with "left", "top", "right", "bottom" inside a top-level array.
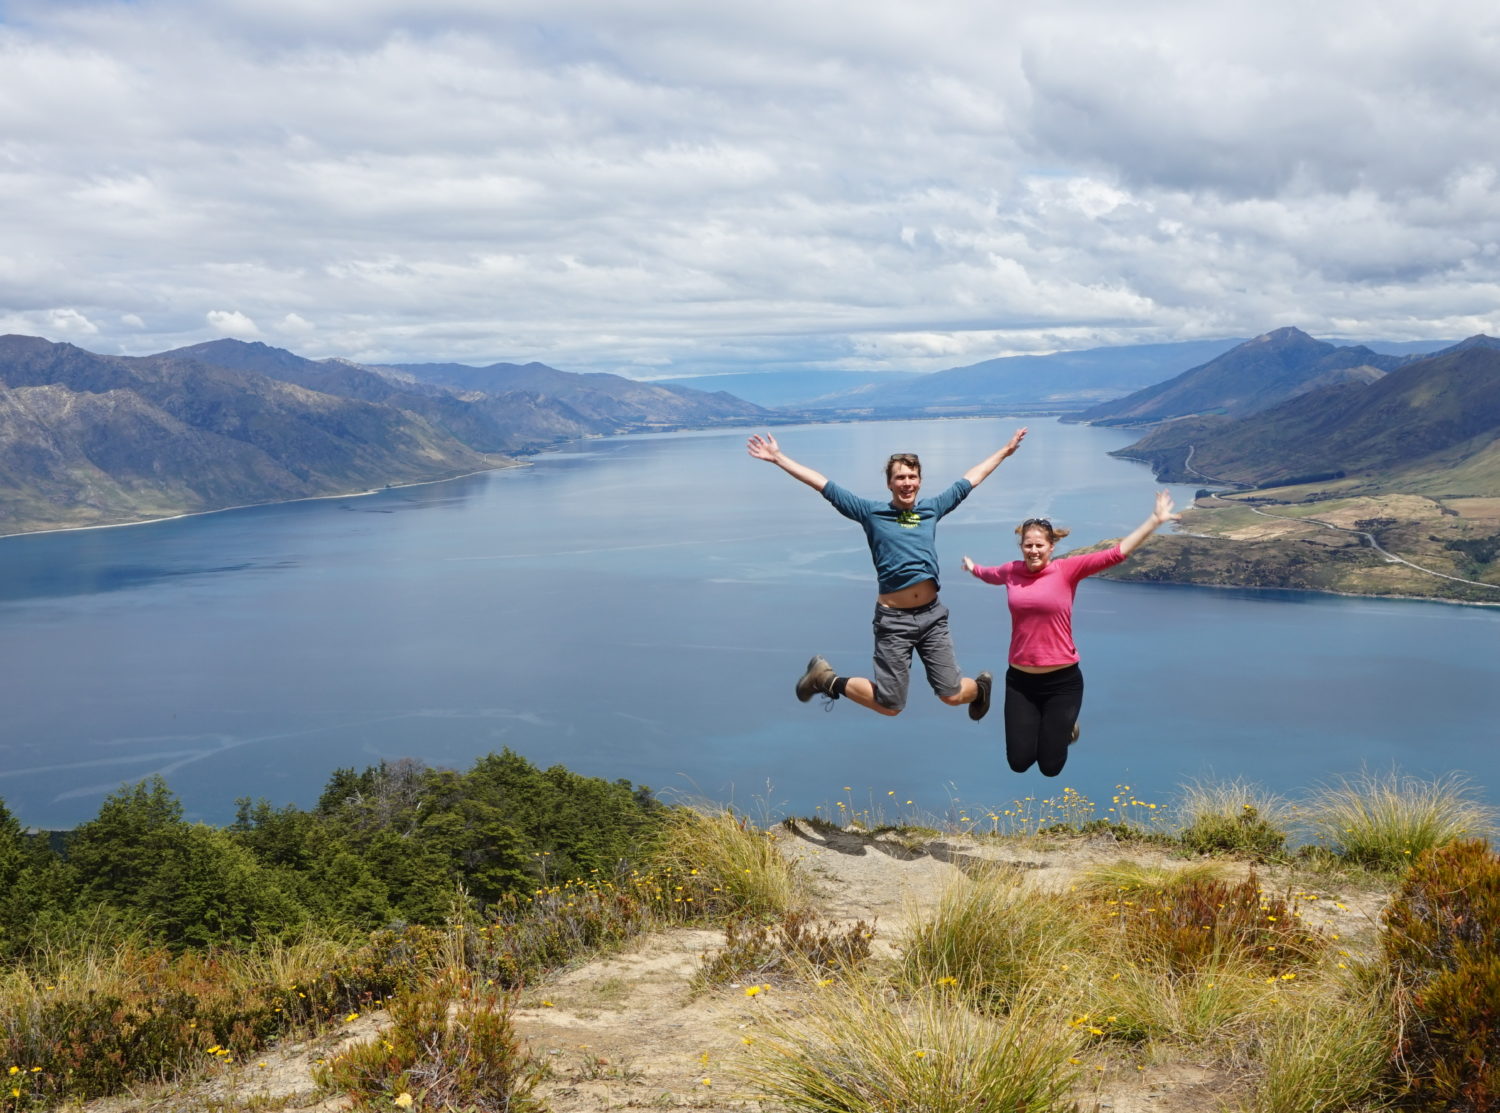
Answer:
[{"left": 871, "top": 599, "right": 962, "bottom": 712}]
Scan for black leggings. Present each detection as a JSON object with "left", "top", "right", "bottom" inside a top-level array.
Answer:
[{"left": 1003, "top": 664, "right": 1083, "bottom": 777}]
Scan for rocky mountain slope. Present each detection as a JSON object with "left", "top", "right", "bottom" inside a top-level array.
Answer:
[
  {"left": 0, "top": 336, "right": 771, "bottom": 536},
  {"left": 0, "top": 335, "right": 500, "bottom": 535},
  {"left": 1114, "top": 337, "right": 1500, "bottom": 492},
  {"left": 1075, "top": 326, "right": 1402, "bottom": 426}
]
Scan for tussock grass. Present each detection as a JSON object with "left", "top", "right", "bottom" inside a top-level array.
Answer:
[
  {"left": 1069, "top": 953, "right": 1278, "bottom": 1047},
  {"left": 650, "top": 805, "right": 812, "bottom": 917},
  {"left": 896, "top": 867, "right": 1089, "bottom": 1011},
  {"left": 1302, "top": 770, "right": 1497, "bottom": 872},
  {"left": 1176, "top": 778, "right": 1294, "bottom": 860},
  {"left": 1075, "top": 858, "right": 1232, "bottom": 897},
  {"left": 737, "top": 976, "right": 1082, "bottom": 1113},
  {"left": 1231, "top": 973, "right": 1393, "bottom": 1113}
]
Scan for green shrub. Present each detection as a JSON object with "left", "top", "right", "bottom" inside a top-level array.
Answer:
[
  {"left": 1098, "top": 872, "right": 1327, "bottom": 978},
  {"left": 0, "top": 935, "right": 391, "bottom": 1104},
  {"left": 314, "top": 973, "right": 544, "bottom": 1112},
  {"left": 1383, "top": 838, "right": 1500, "bottom": 1110},
  {"left": 699, "top": 910, "right": 874, "bottom": 987}
]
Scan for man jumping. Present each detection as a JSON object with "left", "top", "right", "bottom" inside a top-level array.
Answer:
[{"left": 746, "top": 427, "right": 1027, "bottom": 718}]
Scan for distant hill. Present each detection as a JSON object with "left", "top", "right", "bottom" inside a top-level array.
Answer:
[
  {"left": 653, "top": 370, "right": 924, "bottom": 409},
  {"left": 838, "top": 338, "right": 1247, "bottom": 412},
  {"left": 1074, "top": 327, "right": 1406, "bottom": 426},
  {"left": 1114, "top": 337, "right": 1500, "bottom": 494},
  {"left": 379, "top": 359, "right": 769, "bottom": 432},
  {"left": 0, "top": 336, "right": 776, "bottom": 536},
  {"left": 175, "top": 342, "right": 770, "bottom": 453},
  {"left": 0, "top": 335, "right": 499, "bottom": 535}
]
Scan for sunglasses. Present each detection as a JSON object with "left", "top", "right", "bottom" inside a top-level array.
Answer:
[{"left": 1021, "top": 517, "right": 1053, "bottom": 532}]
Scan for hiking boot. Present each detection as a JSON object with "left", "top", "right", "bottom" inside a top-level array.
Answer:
[
  {"left": 969, "top": 671, "right": 993, "bottom": 721},
  {"left": 1069, "top": 722, "right": 1080, "bottom": 745},
  {"left": 795, "top": 656, "right": 837, "bottom": 703}
]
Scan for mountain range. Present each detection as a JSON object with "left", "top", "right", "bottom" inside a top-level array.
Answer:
[
  {"left": 0, "top": 336, "right": 767, "bottom": 535},
  {"left": 1102, "top": 329, "right": 1500, "bottom": 495},
  {"left": 3, "top": 325, "right": 1487, "bottom": 538},
  {"left": 1074, "top": 327, "right": 1406, "bottom": 425}
]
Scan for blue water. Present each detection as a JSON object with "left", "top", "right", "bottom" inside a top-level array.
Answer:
[{"left": 2, "top": 417, "right": 1497, "bottom": 830}]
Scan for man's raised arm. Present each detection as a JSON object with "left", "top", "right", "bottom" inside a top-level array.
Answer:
[
  {"left": 747, "top": 433, "right": 829, "bottom": 492},
  {"left": 962, "top": 426, "right": 1028, "bottom": 488}
]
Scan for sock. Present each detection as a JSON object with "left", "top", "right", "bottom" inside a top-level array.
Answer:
[{"left": 830, "top": 676, "right": 847, "bottom": 699}]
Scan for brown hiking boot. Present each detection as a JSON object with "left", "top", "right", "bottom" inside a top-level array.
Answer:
[
  {"left": 969, "top": 671, "right": 993, "bottom": 721},
  {"left": 795, "top": 656, "right": 836, "bottom": 702}
]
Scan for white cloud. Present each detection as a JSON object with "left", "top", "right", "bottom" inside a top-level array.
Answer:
[
  {"left": 206, "top": 310, "right": 261, "bottom": 337},
  {"left": 0, "top": 0, "right": 1497, "bottom": 372}
]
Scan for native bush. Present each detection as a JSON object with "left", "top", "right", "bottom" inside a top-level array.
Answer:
[
  {"left": 1100, "top": 872, "right": 1327, "bottom": 978},
  {"left": 1383, "top": 838, "right": 1500, "bottom": 1110},
  {"left": 0, "top": 935, "right": 393, "bottom": 1104},
  {"left": 313, "top": 973, "right": 545, "bottom": 1112},
  {"left": 699, "top": 909, "right": 874, "bottom": 987}
]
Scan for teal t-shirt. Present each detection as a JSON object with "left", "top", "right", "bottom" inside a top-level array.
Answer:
[{"left": 821, "top": 478, "right": 972, "bottom": 594}]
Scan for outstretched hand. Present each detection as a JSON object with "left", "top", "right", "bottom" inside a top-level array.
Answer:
[
  {"left": 746, "top": 433, "right": 781, "bottom": 463},
  {"left": 1153, "top": 490, "right": 1181, "bottom": 524},
  {"left": 1003, "top": 426, "right": 1028, "bottom": 458},
  {"left": 962, "top": 555, "right": 976, "bottom": 573}
]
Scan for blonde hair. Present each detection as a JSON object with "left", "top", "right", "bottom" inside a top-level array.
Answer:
[{"left": 1016, "top": 517, "right": 1070, "bottom": 542}]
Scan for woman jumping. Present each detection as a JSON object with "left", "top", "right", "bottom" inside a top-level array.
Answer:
[{"left": 962, "top": 491, "right": 1179, "bottom": 776}]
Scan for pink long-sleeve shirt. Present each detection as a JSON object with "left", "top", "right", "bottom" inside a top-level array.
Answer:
[{"left": 967, "top": 546, "right": 1127, "bottom": 667}]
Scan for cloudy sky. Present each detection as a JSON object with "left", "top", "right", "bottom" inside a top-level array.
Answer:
[{"left": 3, "top": 0, "right": 1499, "bottom": 377}]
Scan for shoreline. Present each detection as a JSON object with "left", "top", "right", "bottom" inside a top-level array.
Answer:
[
  {"left": 0, "top": 460, "right": 525, "bottom": 542},
  {"left": 1100, "top": 568, "right": 1500, "bottom": 609}
]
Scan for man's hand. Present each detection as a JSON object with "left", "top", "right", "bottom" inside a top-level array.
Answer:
[{"left": 747, "top": 433, "right": 781, "bottom": 463}]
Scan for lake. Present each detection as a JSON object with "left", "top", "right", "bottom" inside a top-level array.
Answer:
[{"left": 2, "top": 416, "right": 1497, "bottom": 831}]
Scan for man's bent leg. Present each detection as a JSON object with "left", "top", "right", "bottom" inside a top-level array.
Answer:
[{"left": 838, "top": 676, "right": 900, "bottom": 716}]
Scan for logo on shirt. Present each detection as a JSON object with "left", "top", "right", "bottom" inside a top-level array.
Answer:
[{"left": 896, "top": 510, "right": 920, "bottom": 529}]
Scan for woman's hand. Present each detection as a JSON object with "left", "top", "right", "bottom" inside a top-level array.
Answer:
[{"left": 1153, "top": 490, "right": 1181, "bottom": 524}]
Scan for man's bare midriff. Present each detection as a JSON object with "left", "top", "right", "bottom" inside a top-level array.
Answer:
[{"left": 877, "top": 579, "right": 938, "bottom": 609}]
